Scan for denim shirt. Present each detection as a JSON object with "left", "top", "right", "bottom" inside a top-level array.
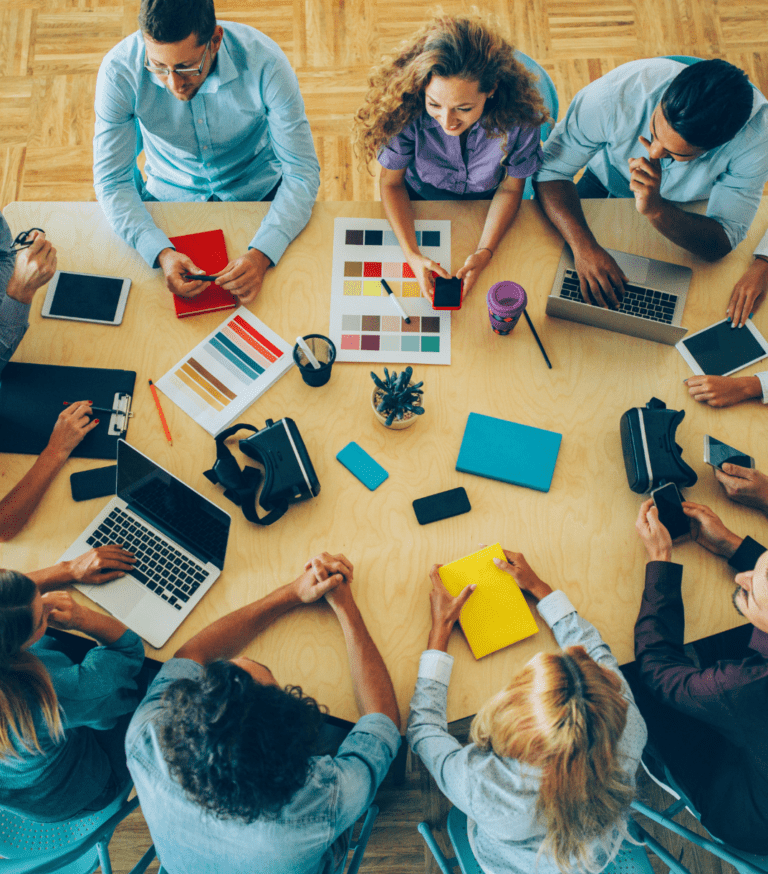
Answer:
[
  {"left": 407, "top": 591, "right": 647, "bottom": 874},
  {"left": 535, "top": 58, "right": 768, "bottom": 250},
  {"left": 93, "top": 22, "right": 320, "bottom": 269},
  {"left": 126, "top": 658, "right": 400, "bottom": 874},
  {"left": 0, "top": 213, "right": 29, "bottom": 375}
]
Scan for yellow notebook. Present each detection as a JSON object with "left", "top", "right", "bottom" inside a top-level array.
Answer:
[{"left": 438, "top": 543, "right": 539, "bottom": 659}]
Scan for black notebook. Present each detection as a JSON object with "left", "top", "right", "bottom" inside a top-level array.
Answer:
[{"left": 0, "top": 362, "right": 136, "bottom": 459}]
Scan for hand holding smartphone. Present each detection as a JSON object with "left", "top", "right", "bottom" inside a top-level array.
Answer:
[
  {"left": 703, "top": 435, "right": 755, "bottom": 470},
  {"left": 651, "top": 482, "right": 689, "bottom": 540},
  {"left": 431, "top": 274, "right": 463, "bottom": 311}
]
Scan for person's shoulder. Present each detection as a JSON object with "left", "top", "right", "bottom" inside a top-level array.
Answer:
[
  {"left": 101, "top": 29, "right": 144, "bottom": 71},
  {"left": 220, "top": 20, "right": 289, "bottom": 66},
  {"left": 589, "top": 58, "right": 682, "bottom": 98}
]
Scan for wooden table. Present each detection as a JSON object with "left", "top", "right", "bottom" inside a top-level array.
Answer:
[{"left": 2, "top": 198, "right": 766, "bottom": 724}]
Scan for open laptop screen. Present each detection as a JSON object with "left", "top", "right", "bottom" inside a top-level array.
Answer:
[{"left": 116, "top": 440, "right": 230, "bottom": 568}]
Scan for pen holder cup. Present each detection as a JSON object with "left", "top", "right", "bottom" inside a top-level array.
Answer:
[
  {"left": 487, "top": 281, "right": 527, "bottom": 335},
  {"left": 293, "top": 335, "right": 336, "bottom": 387}
]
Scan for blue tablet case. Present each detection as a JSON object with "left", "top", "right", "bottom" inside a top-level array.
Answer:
[
  {"left": 456, "top": 412, "right": 562, "bottom": 492},
  {"left": 336, "top": 442, "right": 389, "bottom": 491}
]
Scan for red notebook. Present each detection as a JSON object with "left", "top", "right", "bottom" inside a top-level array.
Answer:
[{"left": 168, "top": 229, "right": 237, "bottom": 319}]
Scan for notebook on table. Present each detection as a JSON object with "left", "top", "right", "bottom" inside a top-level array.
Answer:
[
  {"left": 438, "top": 543, "right": 539, "bottom": 659},
  {"left": 456, "top": 412, "right": 562, "bottom": 493},
  {"left": 59, "top": 439, "right": 231, "bottom": 649},
  {"left": 546, "top": 244, "right": 692, "bottom": 345},
  {"left": 168, "top": 228, "right": 237, "bottom": 318}
]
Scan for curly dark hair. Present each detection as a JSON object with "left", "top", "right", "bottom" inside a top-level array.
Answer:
[
  {"left": 138, "top": 0, "right": 216, "bottom": 45},
  {"left": 159, "top": 660, "right": 325, "bottom": 821},
  {"left": 354, "top": 11, "right": 548, "bottom": 167}
]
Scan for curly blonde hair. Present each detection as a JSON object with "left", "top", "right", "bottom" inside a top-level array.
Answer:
[{"left": 354, "top": 12, "right": 549, "bottom": 168}]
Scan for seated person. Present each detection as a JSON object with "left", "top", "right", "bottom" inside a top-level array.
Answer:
[
  {"left": 0, "top": 572, "right": 144, "bottom": 821},
  {"left": 93, "top": 0, "right": 320, "bottom": 304},
  {"left": 534, "top": 59, "right": 768, "bottom": 309},
  {"left": 633, "top": 497, "right": 768, "bottom": 853},
  {"left": 1, "top": 217, "right": 56, "bottom": 373},
  {"left": 685, "top": 369, "right": 768, "bottom": 409},
  {"left": 126, "top": 552, "right": 401, "bottom": 874},
  {"left": 408, "top": 551, "right": 647, "bottom": 874},
  {"left": 354, "top": 13, "right": 547, "bottom": 299}
]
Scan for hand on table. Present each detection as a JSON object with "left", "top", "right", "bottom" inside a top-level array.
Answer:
[
  {"left": 492, "top": 548, "right": 553, "bottom": 601},
  {"left": 157, "top": 248, "right": 208, "bottom": 298},
  {"left": 685, "top": 375, "right": 761, "bottom": 408},
  {"left": 296, "top": 551, "right": 353, "bottom": 605},
  {"left": 726, "top": 257, "right": 768, "bottom": 328},
  {"left": 41, "top": 590, "right": 89, "bottom": 632},
  {"left": 46, "top": 402, "right": 99, "bottom": 460},
  {"left": 426, "top": 564, "right": 475, "bottom": 651},
  {"left": 6, "top": 231, "right": 57, "bottom": 304},
  {"left": 63, "top": 545, "right": 136, "bottom": 584},
  {"left": 572, "top": 242, "right": 627, "bottom": 310},
  {"left": 406, "top": 251, "right": 451, "bottom": 301},
  {"left": 715, "top": 463, "right": 768, "bottom": 514},
  {"left": 213, "top": 249, "right": 271, "bottom": 305},
  {"left": 682, "top": 501, "right": 742, "bottom": 558},
  {"left": 630, "top": 140, "right": 664, "bottom": 219},
  {"left": 635, "top": 499, "right": 673, "bottom": 562},
  {"left": 455, "top": 248, "right": 493, "bottom": 299}
]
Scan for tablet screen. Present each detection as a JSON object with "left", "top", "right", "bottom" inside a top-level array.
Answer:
[
  {"left": 679, "top": 319, "right": 767, "bottom": 375},
  {"left": 48, "top": 273, "right": 124, "bottom": 323}
]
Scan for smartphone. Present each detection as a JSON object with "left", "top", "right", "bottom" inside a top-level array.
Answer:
[
  {"left": 651, "top": 482, "right": 689, "bottom": 540},
  {"left": 413, "top": 487, "right": 471, "bottom": 525},
  {"left": 703, "top": 435, "right": 755, "bottom": 470},
  {"left": 432, "top": 275, "right": 463, "bottom": 310},
  {"left": 70, "top": 465, "right": 117, "bottom": 502}
]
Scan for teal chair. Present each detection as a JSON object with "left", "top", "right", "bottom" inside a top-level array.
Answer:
[
  {"left": 344, "top": 804, "right": 380, "bottom": 874},
  {"left": 513, "top": 51, "right": 559, "bottom": 200},
  {"left": 418, "top": 806, "right": 691, "bottom": 874},
  {"left": 0, "top": 784, "right": 161, "bottom": 874},
  {"left": 663, "top": 55, "right": 702, "bottom": 65}
]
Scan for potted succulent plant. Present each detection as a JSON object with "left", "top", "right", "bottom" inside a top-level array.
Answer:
[{"left": 370, "top": 366, "right": 425, "bottom": 429}]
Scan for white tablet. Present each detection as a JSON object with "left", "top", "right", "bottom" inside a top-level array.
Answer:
[
  {"left": 675, "top": 318, "right": 768, "bottom": 376},
  {"left": 41, "top": 271, "right": 131, "bottom": 326}
]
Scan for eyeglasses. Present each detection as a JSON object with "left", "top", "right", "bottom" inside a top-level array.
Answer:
[
  {"left": 10, "top": 228, "right": 45, "bottom": 252},
  {"left": 144, "top": 41, "right": 210, "bottom": 78}
]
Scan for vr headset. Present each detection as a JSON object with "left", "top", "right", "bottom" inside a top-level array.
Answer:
[
  {"left": 204, "top": 418, "right": 320, "bottom": 525},
  {"left": 619, "top": 397, "right": 697, "bottom": 494}
]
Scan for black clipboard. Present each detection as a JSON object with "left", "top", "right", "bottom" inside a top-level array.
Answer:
[{"left": 0, "top": 362, "right": 136, "bottom": 459}]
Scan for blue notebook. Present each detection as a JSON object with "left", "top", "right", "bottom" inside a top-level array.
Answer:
[{"left": 456, "top": 412, "right": 562, "bottom": 492}]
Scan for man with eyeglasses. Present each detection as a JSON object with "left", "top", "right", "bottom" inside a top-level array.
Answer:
[
  {"left": 533, "top": 59, "right": 768, "bottom": 311},
  {"left": 93, "top": 0, "right": 320, "bottom": 304}
]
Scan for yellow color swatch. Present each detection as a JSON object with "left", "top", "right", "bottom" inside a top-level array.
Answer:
[
  {"left": 343, "top": 280, "right": 361, "bottom": 296},
  {"left": 402, "top": 281, "right": 421, "bottom": 297},
  {"left": 363, "top": 280, "right": 382, "bottom": 296},
  {"left": 438, "top": 543, "right": 539, "bottom": 659}
]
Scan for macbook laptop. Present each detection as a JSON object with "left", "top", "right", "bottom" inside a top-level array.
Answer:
[
  {"left": 546, "top": 245, "right": 692, "bottom": 345},
  {"left": 59, "top": 439, "right": 231, "bottom": 648}
]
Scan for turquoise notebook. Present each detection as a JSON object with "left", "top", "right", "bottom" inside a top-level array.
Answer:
[{"left": 456, "top": 412, "right": 562, "bottom": 492}]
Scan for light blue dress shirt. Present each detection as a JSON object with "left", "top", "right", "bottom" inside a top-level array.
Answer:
[
  {"left": 407, "top": 590, "right": 648, "bottom": 874},
  {"left": 93, "top": 22, "right": 320, "bottom": 269},
  {"left": 535, "top": 59, "right": 768, "bottom": 250},
  {"left": 126, "top": 658, "right": 401, "bottom": 874},
  {"left": 0, "top": 214, "right": 29, "bottom": 374}
]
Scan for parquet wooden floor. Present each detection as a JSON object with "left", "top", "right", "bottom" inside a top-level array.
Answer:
[{"left": 4, "top": 1, "right": 765, "bottom": 871}]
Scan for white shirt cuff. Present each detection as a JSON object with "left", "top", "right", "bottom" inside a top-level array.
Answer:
[
  {"left": 536, "top": 590, "right": 577, "bottom": 628},
  {"left": 756, "top": 371, "right": 768, "bottom": 404},
  {"left": 418, "top": 650, "right": 454, "bottom": 686}
]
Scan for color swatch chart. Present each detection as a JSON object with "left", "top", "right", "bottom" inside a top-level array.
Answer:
[
  {"left": 329, "top": 217, "right": 451, "bottom": 365},
  {"left": 156, "top": 307, "right": 294, "bottom": 436}
]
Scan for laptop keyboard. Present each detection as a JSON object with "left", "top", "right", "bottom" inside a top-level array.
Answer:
[
  {"left": 86, "top": 507, "right": 209, "bottom": 611},
  {"left": 560, "top": 269, "right": 677, "bottom": 324}
]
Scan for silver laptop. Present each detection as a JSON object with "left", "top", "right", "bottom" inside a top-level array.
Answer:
[
  {"left": 546, "top": 245, "right": 692, "bottom": 345},
  {"left": 59, "top": 439, "right": 231, "bottom": 648}
]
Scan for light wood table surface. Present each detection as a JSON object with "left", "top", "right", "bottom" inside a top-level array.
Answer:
[{"left": 2, "top": 198, "right": 767, "bottom": 725}]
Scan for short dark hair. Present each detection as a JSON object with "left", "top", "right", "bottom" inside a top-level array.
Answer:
[
  {"left": 138, "top": 0, "right": 216, "bottom": 45},
  {"left": 159, "top": 661, "right": 325, "bottom": 821},
  {"left": 661, "top": 59, "right": 753, "bottom": 151}
]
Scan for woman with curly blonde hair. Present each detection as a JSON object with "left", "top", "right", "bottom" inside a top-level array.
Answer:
[
  {"left": 408, "top": 550, "right": 647, "bottom": 874},
  {"left": 354, "top": 13, "right": 549, "bottom": 300}
]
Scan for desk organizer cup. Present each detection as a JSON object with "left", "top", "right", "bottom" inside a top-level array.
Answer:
[
  {"left": 487, "top": 281, "right": 527, "bottom": 335},
  {"left": 293, "top": 335, "right": 336, "bottom": 387}
]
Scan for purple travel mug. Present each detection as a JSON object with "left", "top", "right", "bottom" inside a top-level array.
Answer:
[{"left": 487, "top": 281, "right": 527, "bottom": 335}]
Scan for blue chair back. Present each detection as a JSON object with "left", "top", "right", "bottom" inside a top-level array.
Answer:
[
  {"left": 662, "top": 55, "right": 702, "bottom": 65},
  {"left": 344, "top": 804, "right": 379, "bottom": 874}
]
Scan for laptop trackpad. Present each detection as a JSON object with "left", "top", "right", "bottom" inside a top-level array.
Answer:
[
  {"left": 613, "top": 251, "right": 649, "bottom": 283},
  {"left": 90, "top": 577, "right": 145, "bottom": 615}
]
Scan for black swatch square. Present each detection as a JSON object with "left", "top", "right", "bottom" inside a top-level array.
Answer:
[
  {"left": 364, "top": 230, "right": 383, "bottom": 246},
  {"left": 421, "top": 230, "right": 440, "bottom": 247},
  {"left": 346, "top": 229, "right": 364, "bottom": 245}
]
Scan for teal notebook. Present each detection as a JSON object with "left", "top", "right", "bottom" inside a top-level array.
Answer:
[{"left": 456, "top": 412, "right": 562, "bottom": 492}]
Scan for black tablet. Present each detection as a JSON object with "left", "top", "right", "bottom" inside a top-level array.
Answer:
[
  {"left": 675, "top": 318, "right": 768, "bottom": 376},
  {"left": 41, "top": 271, "right": 131, "bottom": 326}
]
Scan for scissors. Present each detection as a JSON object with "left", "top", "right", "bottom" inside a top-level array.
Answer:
[{"left": 10, "top": 228, "right": 45, "bottom": 252}]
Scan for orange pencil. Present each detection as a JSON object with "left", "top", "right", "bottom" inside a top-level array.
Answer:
[{"left": 148, "top": 379, "right": 173, "bottom": 446}]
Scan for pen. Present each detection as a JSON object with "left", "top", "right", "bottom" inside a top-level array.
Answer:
[
  {"left": 380, "top": 278, "right": 411, "bottom": 324},
  {"left": 148, "top": 379, "right": 173, "bottom": 446},
  {"left": 182, "top": 273, "right": 219, "bottom": 282},
  {"left": 63, "top": 401, "right": 113, "bottom": 414},
  {"left": 295, "top": 336, "right": 321, "bottom": 369},
  {"left": 523, "top": 310, "right": 552, "bottom": 369}
]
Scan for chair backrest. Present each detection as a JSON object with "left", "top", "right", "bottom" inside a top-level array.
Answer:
[
  {"left": 662, "top": 55, "right": 702, "bottom": 65},
  {"left": 344, "top": 804, "right": 379, "bottom": 874}
]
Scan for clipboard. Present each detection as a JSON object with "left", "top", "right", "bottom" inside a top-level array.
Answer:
[{"left": 0, "top": 362, "right": 136, "bottom": 459}]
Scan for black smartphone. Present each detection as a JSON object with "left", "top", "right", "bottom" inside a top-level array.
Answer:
[
  {"left": 651, "top": 482, "right": 689, "bottom": 540},
  {"left": 703, "top": 435, "right": 755, "bottom": 470},
  {"left": 413, "top": 487, "right": 471, "bottom": 525},
  {"left": 70, "top": 465, "right": 117, "bottom": 502},
  {"left": 432, "top": 275, "right": 463, "bottom": 310}
]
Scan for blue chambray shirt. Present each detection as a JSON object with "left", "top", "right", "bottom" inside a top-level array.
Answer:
[
  {"left": 535, "top": 59, "right": 768, "bottom": 250},
  {"left": 126, "top": 659, "right": 400, "bottom": 874},
  {"left": 93, "top": 22, "right": 320, "bottom": 269},
  {"left": 0, "top": 214, "right": 30, "bottom": 375}
]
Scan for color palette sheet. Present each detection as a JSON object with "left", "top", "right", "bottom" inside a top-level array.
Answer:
[
  {"left": 329, "top": 217, "right": 452, "bottom": 364},
  {"left": 156, "top": 307, "right": 294, "bottom": 436}
]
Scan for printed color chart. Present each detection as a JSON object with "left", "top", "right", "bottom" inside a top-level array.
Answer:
[
  {"left": 329, "top": 218, "right": 451, "bottom": 364},
  {"left": 156, "top": 307, "right": 294, "bottom": 436}
]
